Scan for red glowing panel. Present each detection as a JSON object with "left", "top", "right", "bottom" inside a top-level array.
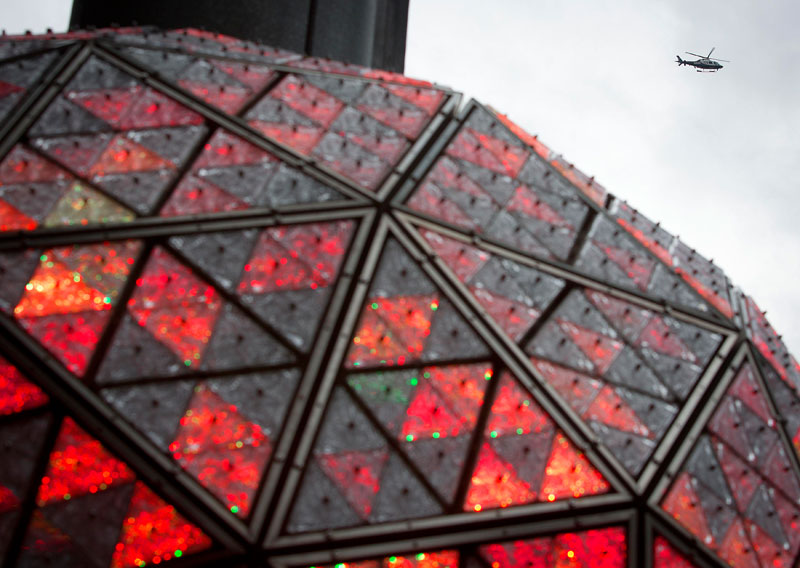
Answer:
[
  {"left": 348, "top": 295, "right": 437, "bottom": 367},
  {"left": 747, "top": 520, "right": 789, "bottom": 568},
  {"left": 212, "top": 62, "right": 275, "bottom": 91},
  {"left": 464, "top": 443, "right": 534, "bottom": 511},
  {"left": 472, "top": 286, "right": 541, "bottom": 341},
  {"left": 0, "top": 484, "right": 20, "bottom": 513},
  {"left": 635, "top": 317, "right": 695, "bottom": 362},
  {"left": 447, "top": 128, "right": 529, "bottom": 178},
  {"left": 316, "top": 449, "right": 388, "bottom": 519},
  {"left": 384, "top": 85, "right": 443, "bottom": 115},
  {"left": 55, "top": 241, "right": 140, "bottom": 298},
  {"left": 37, "top": 417, "right": 135, "bottom": 506},
  {"left": 480, "top": 527, "right": 625, "bottom": 566},
  {"left": 127, "top": 248, "right": 222, "bottom": 366},
  {"left": 424, "top": 364, "right": 490, "bottom": 426},
  {"left": 601, "top": 244, "right": 654, "bottom": 291},
  {"left": 270, "top": 75, "right": 344, "bottom": 128},
  {"left": 486, "top": 374, "right": 550, "bottom": 437},
  {"left": 507, "top": 185, "right": 567, "bottom": 226},
  {"left": 169, "top": 386, "right": 270, "bottom": 516},
  {"left": 122, "top": 87, "right": 204, "bottom": 130},
  {"left": 0, "top": 356, "right": 48, "bottom": 415},
  {"left": 385, "top": 551, "right": 458, "bottom": 568},
  {"left": 555, "top": 527, "right": 626, "bottom": 568},
  {"left": 428, "top": 157, "right": 488, "bottom": 196},
  {"left": 717, "top": 519, "right": 759, "bottom": 568},
  {"left": 14, "top": 257, "right": 111, "bottom": 318},
  {"left": 111, "top": 481, "right": 211, "bottom": 568},
  {"left": 653, "top": 536, "right": 696, "bottom": 568},
  {"left": 480, "top": 537, "right": 551, "bottom": 567},
  {"left": 540, "top": 433, "right": 610, "bottom": 501},
  {"left": 17, "top": 310, "right": 111, "bottom": 376},
  {"left": 531, "top": 359, "right": 602, "bottom": 416},
  {"left": 239, "top": 221, "right": 352, "bottom": 294},
  {"left": 661, "top": 472, "right": 714, "bottom": 547},
  {"left": 584, "top": 387, "right": 650, "bottom": 438},
  {"left": 89, "top": 135, "right": 174, "bottom": 177},
  {"left": 728, "top": 364, "right": 773, "bottom": 426},
  {"left": 363, "top": 68, "right": 433, "bottom": 88},
  {"left": 68, "top": 88, "right": 137, "bottom": 127},
  {"left": 192, "top": 130, "right": 275, "bottom": 169},
  {"left": 0, "top": 145, "right": 69, "bottom": 185},
  {"left": 161, "top": 174, "right": 249, "bottom": 217},
  {"left": 0, "top": 198, "right": 37, "bottom": 231},
  {"left": 179, "top": 81, "right": 251, "bottom": 114},
  {"left": 401, "top": 383, "right": 462, "bottom": 441},
  {"left": 249, "top": 121, "right": 324, "bottom": 155},
  {"left": 558, "top": 320, "right": 622, "bottom": 375},
  {"left": 421, "top": 231, "right": 488, "bottom": 282}
]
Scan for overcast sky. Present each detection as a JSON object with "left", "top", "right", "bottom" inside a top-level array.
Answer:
[{"left": 2, "top": 1, "right": 799, "bottom": 354}]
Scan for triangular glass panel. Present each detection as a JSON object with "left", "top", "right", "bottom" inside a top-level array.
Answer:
[
  {"left": 316, "top": 448, "right": 389, "bottom": 519},
  {"left": 662, "top": 361, "right": 800, "bottom": 563},
  {"left": 465, "top": 371, "right": 610, "bottom": 512},
  {"left": 12, "top": 241, "right": 142, "bottom": 376},
  {"left": 237, "top": 219, "right": 355, "bottom": 350},
  {"left": 42, "top": 181, "right": 134, "bottom": 227},
  {"left": 0, "top": 354, "right": 48, "bottom": 416},
  {"left": 0, "top": 197, "right": 37, "bottom": 232},
  {"left": 286, "top": 388, "right": 442, "bottom": 533},
  {"left": 347, "top": 237, "right": 490, "bottom": 368}
]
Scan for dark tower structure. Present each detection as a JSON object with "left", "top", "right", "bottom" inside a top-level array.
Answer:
[
  {"left": 0, "top": 15, "right": 799, "bottom": 568},
  {"left": 69, "top": 0, "right": 410, "bottom": 72}
]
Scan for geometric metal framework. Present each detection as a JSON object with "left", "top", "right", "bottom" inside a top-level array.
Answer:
[{"left": 1, "top": 27, "right": 799, "bottom": 568}]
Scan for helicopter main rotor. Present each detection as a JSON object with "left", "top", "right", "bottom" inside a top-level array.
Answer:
[{"left": 685, "top": 47, "right": 730, "bottom": 62}]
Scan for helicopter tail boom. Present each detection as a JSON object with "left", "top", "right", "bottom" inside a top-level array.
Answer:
[{"left": 676, "top": 56, "right": 686, "bottom": 66}]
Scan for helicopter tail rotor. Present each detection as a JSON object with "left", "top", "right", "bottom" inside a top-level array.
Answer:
[{"left": 676, "top": 56, "right": 685, "bottom": 66}]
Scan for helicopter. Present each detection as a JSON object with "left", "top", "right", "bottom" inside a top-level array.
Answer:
[{"left": 676, "top": 48, "right": 729, "bottom": 72}]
